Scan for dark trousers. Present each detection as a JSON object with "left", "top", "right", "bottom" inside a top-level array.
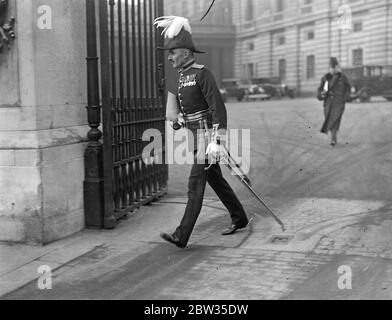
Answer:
[{"left": 173, "top": 160, "right": 248, "bottom": 247}]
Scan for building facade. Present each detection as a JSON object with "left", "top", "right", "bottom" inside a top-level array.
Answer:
[
  {"left": 163, "top": 0, "right": 391, "bottom": 94},
  {"left": 233, "top": 0, "right": 392, "bottom": 95}
]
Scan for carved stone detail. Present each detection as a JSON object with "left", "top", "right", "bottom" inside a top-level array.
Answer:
[{"left": 0, "top": 0, "right": 15, "bottom": 53}]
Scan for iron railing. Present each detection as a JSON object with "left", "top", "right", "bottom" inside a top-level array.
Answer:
[{"left": 85, "top": 0, "right": 167, "bottom": 228}]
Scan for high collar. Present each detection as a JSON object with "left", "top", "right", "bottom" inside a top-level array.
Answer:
[{"left": 178, "top": 59, "right": 195, "bottom": 74}]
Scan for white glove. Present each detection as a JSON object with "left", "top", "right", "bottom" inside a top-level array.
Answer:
[
  {"left": 205, "top": 141, "right": 228, "bottom": 163},
  {"left": 206, "top": 141, "right": 219, "bottom": 163},
  {"left": 171, "top": 114, "right": 185, "bottom": 130}
]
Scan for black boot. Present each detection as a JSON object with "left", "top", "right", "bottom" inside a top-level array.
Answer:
[
  {"left": 160, "top": 233, "right": 186, "bottom": 248},
  {"left": 221, "top": 218, "right": 253, "bottom": 236},
  {"left": 331, "top": 131, "right": 337, "bottom": 146}
]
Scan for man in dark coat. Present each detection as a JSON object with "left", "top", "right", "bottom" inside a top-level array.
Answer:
[
  {"left": 317, "top": 57, "right": 351, "bottom": 146},
  {"left": 154, "top": 16, "right": 250, "bottom": 248}
]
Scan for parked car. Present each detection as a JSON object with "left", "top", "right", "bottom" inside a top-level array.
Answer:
[
  {"left": 250, "top": 77, "right": 295, "bottom": 99},
  {"left": 280, "top": 84, "right": 296, "bottom": 98},
  {"left": 250, "top": 77, "right": 281, "bottom": 86},
  {"left": 244, "top": 85, "right": 271, "bottom": 101},
  {"left": 221, "top": 77, "right": 295, "bottom": 102},
  {"left": 259, "top": 83, "right": 281, "bottom": 98},
  {"left": 221, "top": 78, "right": 252, "bottom": 102},
  {"left": 343, "top": 65, "right": 392, "bottom": 102}
]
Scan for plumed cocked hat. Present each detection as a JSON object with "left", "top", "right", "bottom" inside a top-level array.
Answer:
[{"left": 154, "top": 16, "right": 205, "bottom": 54}]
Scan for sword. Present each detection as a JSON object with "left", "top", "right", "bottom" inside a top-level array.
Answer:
[
  {"left": 200, "top": 0, "right": 216, "bottom": 21},
  {"left": 220, "top": 141, "right": 251, "bottom": 186},
  {"left": 202, "top": 119, "right": 250, "bottom": 185},
  {"left": 201, "top": 121, "right": 286, "bottom": 232},
  {"left": 226, "top": 157, "right": 286, "bottom": 232}
]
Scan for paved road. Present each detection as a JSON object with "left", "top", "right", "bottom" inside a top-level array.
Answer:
[
  {"left": 170, "top": 97, "right": 392, "bottom": 201},
  {"left": 3, "top": 98, "right": 392, "bottom": 300}
]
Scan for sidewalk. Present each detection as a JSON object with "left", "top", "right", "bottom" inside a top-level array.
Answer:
[
  {"left": 0, "top": 197, "right": 235, "bottom": 298},
  {"left": 1, "top": 195, "right": 391, "bottom": 299}
]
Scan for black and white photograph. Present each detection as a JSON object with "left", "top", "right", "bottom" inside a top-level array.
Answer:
[{"left": 0, "top": 0, "right": 392, "bottom": 307}]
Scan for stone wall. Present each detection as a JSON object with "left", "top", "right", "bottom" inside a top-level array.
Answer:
[{"left": 0, "top": 0, "right": 88, "bottom": 244}]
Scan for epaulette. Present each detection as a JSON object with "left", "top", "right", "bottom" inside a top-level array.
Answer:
[{"left": 192, "top": 63, "right": 205, "bottom": 69}]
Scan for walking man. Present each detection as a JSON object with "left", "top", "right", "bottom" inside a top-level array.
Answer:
[
  {"left": 317, "top": 57, "right": 351, "bottom": 146},
  {"left": 154, "top": 16, "right": 250, "bottom": 248}
]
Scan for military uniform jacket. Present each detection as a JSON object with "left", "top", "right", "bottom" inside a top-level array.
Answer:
[{"left": 168, "top": 61, "right": 227, "bottom": 130}]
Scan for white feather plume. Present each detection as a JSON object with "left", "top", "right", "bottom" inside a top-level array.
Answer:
[{"left": 154, "top": 16, "right": 192, "bottom": 39}]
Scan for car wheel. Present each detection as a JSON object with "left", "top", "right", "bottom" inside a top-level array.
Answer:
[
  {"left": 359, "top": 90, "right": 371, "bottom": 103},
  {"left": 383, "top": 96, "right": 392, "bottom": 101}
]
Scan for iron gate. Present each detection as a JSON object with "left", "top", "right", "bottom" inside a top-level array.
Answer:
[{"left": 84, "top": 0, "right": 167, "bottom": 229}]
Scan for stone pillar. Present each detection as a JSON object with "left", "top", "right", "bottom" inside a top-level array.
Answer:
[{"left": 0, "top": 0, "right": 88, "bottom": 244}]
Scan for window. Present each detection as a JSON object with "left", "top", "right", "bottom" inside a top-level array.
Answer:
[
  {"left": 306, "top": 55, "right": 315, "bottom": 79},
  {"left": 248, "top": 42, "right": 255, "bottom": 51},
  {"left": 277, "top": 35, "right": 285, "bottom": 45},
  {"left": 369, "top": 67, "right": 382, "bottom": 77},
  {"left": 279, "top": 59, "right": 286, "bottom": 81},
  {"left": 215, "top": 3, "right": 231, "bottom": 25},
  {"left": 353, "top": 21, "right": 363, "bottom": 32},
  {"left": 307, "top": 31, "right": 315, "bottom": 40},
  {"left": 243, "top": 63, "right": 255, "bottom": 78},
  {"left": 276, "top": 0, "right": 284, "bottom": 12},
  {"left": 223, "top": 7, "right": 231, "bottom": 25},
  {"left": 245, "top": 0, "right": 254, "bottom": 21},
  {"left": 247, "top": 63, "right": 255, "bottom": 78},
  {"left": 301, "top": 0, "right": 313, "bottom": 14},
  {"left": 353, "top": 49, "right": 363, "bottom": 66}
]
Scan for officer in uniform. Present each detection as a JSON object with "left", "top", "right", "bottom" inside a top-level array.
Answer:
[{"left": 154, "top": 16, "right": 250, "bottom": 248}]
